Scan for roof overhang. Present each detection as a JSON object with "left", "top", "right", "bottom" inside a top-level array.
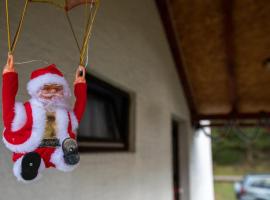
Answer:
[{"left": 156, "top": 0, "right": 270, "bottom": 126}]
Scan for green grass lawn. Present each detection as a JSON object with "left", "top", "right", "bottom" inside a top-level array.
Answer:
[
  {"left": 214, "top": 164, "right": 270, "bottom": 176},
  {"left": 214, "top": 182, "right": 236, "bottom": 200}
]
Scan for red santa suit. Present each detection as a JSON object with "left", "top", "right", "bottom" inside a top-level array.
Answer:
[{"left": 2, "top": 64, "right": 87, "bottom": 182}]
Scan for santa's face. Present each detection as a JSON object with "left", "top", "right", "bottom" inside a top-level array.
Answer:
[
  {"left": 39, "top": 84, "right": 64, "bottom": 100},
  {"left": 37, "top": 84, "right": 71, "bottom": 111}
]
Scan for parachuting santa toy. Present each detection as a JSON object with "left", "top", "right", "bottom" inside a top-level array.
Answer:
[{"left": 2, "top": 54, "right": 87, "bottom": 182}]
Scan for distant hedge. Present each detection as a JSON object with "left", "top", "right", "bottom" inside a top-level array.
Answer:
[
  {"left": 213, "top": 149, "right": 244, "bottom": 165},
  {"left": 211, "top": 127, "right": 270, "bottom": 166}
]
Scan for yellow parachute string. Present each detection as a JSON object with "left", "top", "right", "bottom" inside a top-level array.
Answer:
[
  {"left": 80, "top": 0, "right": 99, "bottom": 65},
  {"left": 5, "top": 0, "right": 29, "bottom": 54},
  {"left": 5, "top": 0, "right": 99, "bottom": 67},
  {"left": 83, "top": 0, "right": 89, "bottom": 66},
  {"left": 65, "top": 11, "right": 81, "bottom": 52},
  {"left": 5, "top": 0, "right": 11, "bottom": 53},
  {"left": 11, "top": 0, "right": 30, "bottom": 53}
]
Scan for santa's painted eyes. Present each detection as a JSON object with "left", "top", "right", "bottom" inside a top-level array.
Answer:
[{"left": 42, "top": 85, "right": 63, "bottom": 93}]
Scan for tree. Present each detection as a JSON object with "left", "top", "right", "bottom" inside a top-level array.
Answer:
[{"left": 212, "top": 126, "right": 270, "bottom": 166}]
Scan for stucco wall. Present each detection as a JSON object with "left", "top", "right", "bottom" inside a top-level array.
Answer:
[{"left": 0, "top": 0, "right": 193, "bottom": 199}]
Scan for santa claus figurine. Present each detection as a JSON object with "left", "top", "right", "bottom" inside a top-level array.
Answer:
[{"left": 2, "top": 54, "right": 87, "bottom": 182}]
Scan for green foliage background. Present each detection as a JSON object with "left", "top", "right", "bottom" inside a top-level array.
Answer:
[
  {"left": 212, "top": 127, "right": 270, "bottom": 166},
  {"left": 212, "top": 126, "right": 270, "bottom": 200}
]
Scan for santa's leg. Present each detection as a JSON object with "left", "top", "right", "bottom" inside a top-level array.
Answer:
[
  {"left": 62, "top": 138, "right": 80, "bottom": 165},
  {"left": 13, "top": 152, "right": 45, "bottom": 182},
  {"left": 50, "top": 145, "right": 79, "bottom": 172}
]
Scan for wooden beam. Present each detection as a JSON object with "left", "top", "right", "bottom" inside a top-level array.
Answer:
[
  {"left": 196, "top": 112, "right": 270, "bottom": 120},
  {"left": 200, "top": 122, "right": 261, "bottom": 128},
  {"left": 222, "top": 0, "right": 238, "bottom": 114},
  {"left": 155, "top": 0, "right": 197, "bottom": 120}
]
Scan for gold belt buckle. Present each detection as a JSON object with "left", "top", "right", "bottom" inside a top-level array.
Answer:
[{"left": 39, "top": 139, "right": 60, "bottom": 147}]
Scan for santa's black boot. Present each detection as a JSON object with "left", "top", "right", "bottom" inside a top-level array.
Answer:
[
  {"left": 21, "top": 152, "right": 41, "bottom": 181},
  {"left": 62, "top": 138, "right": 80, "bottom": 165}
]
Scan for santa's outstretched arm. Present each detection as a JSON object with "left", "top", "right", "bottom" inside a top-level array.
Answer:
[
  {"left": 2, "top": 54, "right": 19, "bottom": 130},
  {"left": 73, "top": 66, "right": 87, "bottom": 122}
]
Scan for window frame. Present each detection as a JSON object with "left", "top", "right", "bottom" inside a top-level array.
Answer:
[{"left": 77, "top": 73, "right": 132, "bottom": 153}]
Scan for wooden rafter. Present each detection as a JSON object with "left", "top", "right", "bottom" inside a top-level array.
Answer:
[
  {"left": 222, "top": 0, "right": 238, "bottom": 114},
  {"left": 196, "top": 112, "right": 270, "bottom": 120},
  {"left": 156, "top": 0, "right": 270, "bottom": 126},
  {"left": 155, "top": 0, "right": 197, "bottom": 121}
]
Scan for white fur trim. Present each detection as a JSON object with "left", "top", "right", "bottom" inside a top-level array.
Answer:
[
  {"left": 13, "top": 156, "right": 45, "bottom": 183},
  {"left": 3, "top": 99, "right": 46, "bottom": 153},
  {"left": 27, "top": 73, "right": 71, "bottom": 98},
  {"left": 50, "top": 148, "right": 79, "bottom": 172},
  {"left": 3, "top": 98, "right": 72, "bottom": 153},
  {"left": 70, "top": 112, "right": 79, "bottom": 132},
  {"left": 11, "top": 102, "right": 27, "bottom": 131}
]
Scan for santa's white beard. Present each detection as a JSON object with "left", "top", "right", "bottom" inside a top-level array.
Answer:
[{"left": 34, "top": 93, "right": 72, "bottom": 112}]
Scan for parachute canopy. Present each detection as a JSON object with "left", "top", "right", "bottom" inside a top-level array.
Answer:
[{"left": 29, "top": 0, "right": 96, "bottom": 11}]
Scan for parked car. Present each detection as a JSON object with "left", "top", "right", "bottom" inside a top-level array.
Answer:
[{"left": 234, "top": 174, "right": 270, "bottom": 200}]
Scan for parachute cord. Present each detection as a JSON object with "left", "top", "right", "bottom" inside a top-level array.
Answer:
[
  {"left": 80, "top": 0, "right": 100, "bottom": 65},
  {"left": 11, "top": 0, "right": 30, "bottom": 53},
  {"left": 84, "top": 0, "right": 89, "bottom": 33},
  {"left": 83, "top": 0, "right": 89, "bottom": 68},
  {"left": 85, "top": 43, "right": 89, "bottom": 68},
  {"left": 5, "top": 0, "right": 11, "bottom": 53},
  {"left": 14, "top": 59, "right": 49, "bottom": 65},
  {"left": 65, "top": 11, "right": 81, "bottom": 53},
  {"left": 79, "top": 5, "right": 93, "bottom": 65}
]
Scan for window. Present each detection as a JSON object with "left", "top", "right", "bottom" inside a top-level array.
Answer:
[{"left": 78, "top": 73, "right": 131, "bottom": 152}]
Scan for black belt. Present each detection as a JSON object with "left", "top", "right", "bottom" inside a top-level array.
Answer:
[{"left": 39, "top": 139, "right": 61, "bottom": 147}]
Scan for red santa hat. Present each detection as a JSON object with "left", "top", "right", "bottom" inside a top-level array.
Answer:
[{"left": 27, "top": 64, "right": 71, "bottom": 97}]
